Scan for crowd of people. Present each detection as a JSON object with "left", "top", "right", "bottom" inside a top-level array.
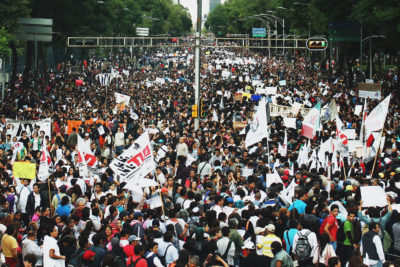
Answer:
[{"left": 0, "top": 46, "right": 399, "bottom": 267}]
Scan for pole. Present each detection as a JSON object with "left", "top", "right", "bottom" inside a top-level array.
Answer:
[
  {"left": 360, "top": 22, "right": 362, "bottom": 72},
  {"left": 154, "top": 172, "right": 167, "bottom": 228},
  {"left": 371, "top": 128, "right": 384, "bottom": 177},
  {"left": 48, "top": 178, "right": 53, "bottom": 217},
  {"left": 1, "top": 57, "right": 5, "bottom": 101},
  {"left": 369, "top": 37, "right": 372, "bottom": 79},
  {"left": 282, "top": 18, "right": 285, "bottom": 55},
  {"left": 34, "top": 40, "right": 38, "bottom": 71},
  {"left": 194, "top": 0, "right": 202, "bottom": 131},
  {"left": 268, "top": 22, "right": 271, "bottom": 59}
]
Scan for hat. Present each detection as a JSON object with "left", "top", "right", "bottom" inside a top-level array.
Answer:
[
  {"left": 242, "top": 241, "right": 255, "bottom": 250},
  {"left": 352, "top": 180, "right": 360, "bottom": 187},
  {"left": 85, "top": 133, "right": 89, "bottom": 136},
  {"left": 226, "top": 197, "right": 234, "bottom": 203},
  {"left": 161, "top": 187, "right": 168, "bottom": 193},
  {"left": 396, "top": 167, "right": 400, "bottom": 174},
  {"left": 266, "top": 224, "right": 275, "bottom": 233},
  {"left": 134, "top": 212, "right": 143, "bottom": 218},
  {"left": 345, "top": 185, "right": 353, "bottom": 191},
  {"left": 128, "top": 235, "right": 141, "bottom": 242},
  {"left": 379, "top": 173, "right": 385, "bottom": 178},
  {"left": 390, "top": 172, "right": 396, "bottom": 176},
  {"left": 82, "top": 250, "right": 96, "bottom": 260},
  {"left": 254, "top": 227, "right": 266, "bottom": 235}
]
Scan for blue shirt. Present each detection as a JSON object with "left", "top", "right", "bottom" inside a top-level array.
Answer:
[
  {"left": 288, "top": 200, "right": 307, "bottom": 214},
  {"left": 283, "top": 228, "right": 298, "bottom": 253},
  {"left": 56, "top": 205, "right": 71, "bottom": 217}
]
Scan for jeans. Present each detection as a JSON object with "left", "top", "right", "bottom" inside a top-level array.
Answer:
[
  {"left": 330, "top": 241, "right": 337, "bottom": 251},
  {"left": 369, "top": 260, "right": 383, "bottom": 267}
]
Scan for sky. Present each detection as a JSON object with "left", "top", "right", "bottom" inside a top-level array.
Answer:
[{"left": 178, "top": 0, "right": 227, "bottom": 27}]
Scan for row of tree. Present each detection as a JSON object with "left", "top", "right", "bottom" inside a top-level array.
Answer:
[
  {"left": 205, "top": 0, "right": 400, "bottom": 74},
  {"left": 0, "top": 0, "right": 192, "bottom": 89}
]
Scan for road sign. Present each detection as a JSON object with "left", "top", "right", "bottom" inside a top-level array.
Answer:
[
  {"left": 328, "top": 22, "right": 361, "bottom": 43},
  {"left": 252, "top": 28, "right": 266, "bottom": 38},
  {"left": 17, "top": 18, "right": 53, "bottom": 42},
  {"left": 136, "top": 27, "right": 149, "bottom": 37},
  {"left": 306, "top": 37, "right": 328, "bottom": 51}
]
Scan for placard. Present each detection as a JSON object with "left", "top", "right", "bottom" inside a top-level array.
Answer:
[
  {"left": 283, "top": 117, "right": 296, "bottom": 129},
  {"left": 360, "top": 186, "right": 387, "bottom": 207},
  {"left": 233, "top": 121, "right": 247, "bottom": 131},
  {"left": 13, "top": 162, "right": 36, "bottom": 179}
]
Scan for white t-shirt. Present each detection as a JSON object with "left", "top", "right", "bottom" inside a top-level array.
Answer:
[{"left": 43, "top": 235, "right": 65, "bottom": 267}]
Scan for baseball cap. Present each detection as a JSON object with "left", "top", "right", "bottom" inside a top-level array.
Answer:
[
  {"left": 128, "top": 235, "right": 141, "bottom": 242},
  {"left": 134, "top": 212, "right": 143, "bottom": 218},
  {"left": 352, "top": 180, "right": 360, "bottom": 187},
  {"left": 242, "top": 241, "right": 255, "bottom": 250},
  {"left": 82, "top": 250, "right": 96, "bottom": 260},
  {"left": 254, "top": 227, "right": 266, "bottom": 235},
  {"left": 161, "top": 187, "right": 168, "bottom": 193},
  {"left": 226, "top": 197, "right": 234, "bottom": 203},
  {"left": 266, "top": 224, "right": 275, "bottom": 233}
]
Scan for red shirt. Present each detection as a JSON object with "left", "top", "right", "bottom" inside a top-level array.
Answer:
[
  {"left": 326, "top": 214, "right": 338, "bottom": 241},
  {"left": 123, "top": 244, "right": 135, "bottom": 258},
  {"left": 126, "top": 256, "right": 147, "bottom": 267}
]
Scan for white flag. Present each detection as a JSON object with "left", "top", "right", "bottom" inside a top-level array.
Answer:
[
  {"left": 365, "top": 95, "right": 391, "bottom": 133},
  {"left": 212, "top": 109, "right": 218, "bottom": 122},
  {"left": 77, "top": 135, "right": 98, "bottom": 168},
  {"left": 278, "top": 131, "right": 287, "bottom": 157},
  {"left": 301, "top": 102, "right": 321, "bottom": 139},
  {"left": 114, "top": 92, "right": 131, "bottom": 105},
  {"left": 245, "top": 97, "right": 269, "bottom": 148},
  {"left": 266, "top": 168, "right": 283, "bottom": 188},
  {"left": 109, "top": 131, "right": 156, "bottom": 181},
  {"left": 38, "top": 139, "right": 51, "bottom": 181}
]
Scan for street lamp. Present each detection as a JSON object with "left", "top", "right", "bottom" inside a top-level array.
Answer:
[
  {"left": 143, "top": 15, "right": 160, "bottom": 21},
  {"left": 362, "top": 35, "right": 385, "bottom": 79}
]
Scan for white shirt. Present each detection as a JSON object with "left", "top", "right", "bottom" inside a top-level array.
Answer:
[
  {"left": 217, "top": 236, "right": 235, "bottom": 266},
  {"left": 360, "top": 234, "right": 386, "bottom": 265},
  {"left": 89, "top": 215, "right": 101, "bottom": 231},
  {"left": 33, "top": 192, "right": 41, "bottom": 209},
  {"left": 114, "top": 132, "right": 125, "bottom": 147},
  {"left": 17, "top": 185, "right": 31, "bottom": 213},
  {"left": 292, "top": 229, "right": 318, "bottom": 257},
  {"left": 22, "top": 238, "right": 43, "bottom": 266},
  {"left": 43, "top": 235, "right": 65, "bottom": 267},
  {"left": 158, "top": 242, "right": 178, "bottom": 265}
]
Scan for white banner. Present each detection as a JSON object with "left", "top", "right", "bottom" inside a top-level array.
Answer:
[
  {"left": 6, "top": 118, "right": 51, "bottom": 138},
  {"left": 283, "top": 117, "right": 296, "bottom": 129},
  {"left": 245, "top": 98, "right": 269, "bottom": 148},
  {"left": 109, "top": 131, "right": 156, "bottom": 181},
  {"left": 256, "top": 87, "right": 277, "bottom": 95},
  {"left": 359, "top": 90, "right": 381, "bottom": 99},
  {"left": 114, "top": 92, "right": 131, "bottom": 105}
]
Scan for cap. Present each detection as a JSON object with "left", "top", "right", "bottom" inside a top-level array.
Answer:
[
  {"left": 242, "top": 241, "right": 255, "bottom": 250},
  {"left": 266, "top": 224, "right": 275, "bottom": 233},
  {"left": 346, "top": 185, "right": 353, "bottom": 191},
  {"left": 85, "top": 133, "right": 89, "bottom": 136},
  {"left": 352, "top": 180, "right": 360, "bottom": 187},
  {"left": 396, "top": 167, "right": 400, "bottom": 174},
  {"left": 128, "top": 235, "right": 141, "bottom": 242},
  {"left": 390, "top": 172, "right": 396, "bottom": 176},
  {"left": 82, "top": 250, "right": 96, "bottom": 260},
  {"left": 161, "top": 187, "right": 168, "bottom": 193},
  {"left": 254, "top": 227, "right": 266, "bottom": 235},
  {"left": 226, "top": 197, "right": 234, "bottom": 203}
]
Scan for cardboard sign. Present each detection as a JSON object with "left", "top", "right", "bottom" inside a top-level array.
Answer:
[
  {"left": 361, "top": 186, "right": 387, "bottom": 207},
  {"left": 13, "top": 162, "right": 36, "bottom": 179},
  {"left": 233, "top": 121, "right": 247, "bottom": 131}
]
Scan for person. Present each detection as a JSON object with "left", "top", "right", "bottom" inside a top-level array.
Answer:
[
  {"left": 22, "top": 230, "right": 43, "bottom": 266},
  {"left": 323, "top": 204, "right": 339, "bottom": 251},
  {"left": 26, "top": 183, "right": 42, "bottom": 218},
  {"left": 239, "top": 241, "right": 269, "bottom": 266},
  {"left": 288, "top": 191, "right": 307, "bottom": 215},
  {"left": 313, "top": 233, "right": 336, "bottom": 267},
  {"left": 158, "top": 231, "right": 179, "bottom": 266},
  {"left": 55, "top": 196, "right": 71, "bottom": 217},
  {"left": 337, "top": 210, "right": 357, "bottom": 266},
  {"left": 144, "top": 242, "right": 163, "bottom": 267},
  {"left": 327, "top": 257, "right": 341, "bottom": 267},
  {"left": 292, "top": 219, "right": 318, "bottom": 267},
  {"left": 23, "top": 254, "right": 38, "bottom": 267},
  {"left": 392, "top": 213, "right": 400, "bottom": 255},
  {"left": 42, "top": 225, "right": 66, "bottom": 267},
  {"left": 257, "top": 224, "right": 281, "bottom": 265},
  {"left": 123, "top": 235, "right": 141, "bottom": 258},
  {"left": 1, "top": 224, "right": 19, "bottom": 267},
  {"left": 217, "top": 226, "right": 235, "bottom": 267},
  {"left": 126, "top": 244, "right": 148, "bottom": 267},
  {"left": 360, "top": 222, "right": 386, "bottom": 266},
  {"left": 271, "top": 241, "right": 294, "bottom": 267}
]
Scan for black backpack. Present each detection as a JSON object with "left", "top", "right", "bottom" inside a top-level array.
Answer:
[
  {"left": 353, "top": 219, "right": 362, "bottom": 244},
  {"left": 159, "top": 244, "right": 172, "bottom": 266},
  {"left": 294, "top": 231, "right": 311, "bottom": 261},
  {"left": 221, "top": 241, "right": 233, "bottom": 263},
  {"left": 113, "top": 254, "right": 126, "bottom": 267},
  {"left": 127, "top": 257, "right": 143, "bottom": 267},
  {"left": 336, "top": 219, "right": 346, "bottom": 243}
]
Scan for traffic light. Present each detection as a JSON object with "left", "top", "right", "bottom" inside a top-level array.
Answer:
[
  {"left": 191, "top": 104, "right": 198, "bottom": 118},
  {"left": 306, "top": 37, "right": 328, "bottom": 51},
  {"left": 200, "top": 98, "right": 208, "bottom": 118}
]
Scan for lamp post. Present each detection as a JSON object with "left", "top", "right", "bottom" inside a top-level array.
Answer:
[{"left": 362, "top": 35, "right": 385, "bottom": 79}]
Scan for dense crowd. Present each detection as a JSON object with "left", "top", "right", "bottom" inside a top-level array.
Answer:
[{"left": 0, "top": 46, "right": 399, "bottom": 267}]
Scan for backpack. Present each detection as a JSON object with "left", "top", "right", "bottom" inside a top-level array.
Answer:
[
  {"left": 295, "top": 231, "right": 311, "bottom": 261},
  {"left": 127, "top": 257, "right": 143, "bottom": 267},
  {"left": 222, "top": 240, "right": 233, "bottom": 263},
  {"left": 113, "top": 255, "right": 126, "bottom": 267},
  {"left": 352, "top": 219, "right": 362, "bottom": 244},
  {"left": 160, "top": 244, "right": 172, "bottom": 266},
  {"left": 144, "top": 252, "right": 157, "bottom": 267},
  {"left": 67, "top": 249, "right": 84, "bottom": 267},
  {"left": 336, "top": 219, "right": 346, "bottom": 243}
]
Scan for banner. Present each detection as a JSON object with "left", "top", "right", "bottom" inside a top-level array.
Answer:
[
  {"left": 114, "top": 92, "right": 131, "bottom": 105},
  {"left": 365, "top": 95, "right": 391, "bottom": 133},
  {"left": 358, "top": 83, "right": 381, "bottom": 99},
  {"left": 6, "top": 118, "right": 51, "bottom": 138},
  {"left": 301, "top": 102, "right": 321, "bottom": 139},
  {"left": 38, "top": 139, "right": 52, "bottom": 181},
  {"left": 255, "top": 87, "right": 277, "bottom": 95},
  {"left": 269, "top": 104, "right": 311, "bottom": 117},
  {"left": 13, "top": 162, "right": 36, "bottom": 179},
  {"left": 67, "top": 119, "right": 107, "bottom": 134},
  {"left": 245, "top": 98, "right": 269, "bottom": 148},
  {"left": 109, "top": 131, "right": 156, "bottom": 181},
  {"left": 77, "top": 135, "right": 98, "bottom": 168}
]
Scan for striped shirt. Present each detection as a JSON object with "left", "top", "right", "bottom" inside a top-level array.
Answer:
[{"left": 258, "top": 234, "right": 282, "bottom": 258}]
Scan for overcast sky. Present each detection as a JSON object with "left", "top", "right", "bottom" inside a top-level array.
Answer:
[{"left": 179, "top": 0, "right": 226, "bottom": 27}]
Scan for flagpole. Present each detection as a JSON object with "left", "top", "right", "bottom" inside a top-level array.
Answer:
[
  {"left": 154, "top": 171, "right": 167, "bottom": 225},
  {"left": 371, "top": 127, "right": 385, "bottom": 177},
  {"left": 340, "top": 153, "right": 347, "bottom": 180},
  {"left": 48, "top": 177, "right": 53, "bottom": 217}
]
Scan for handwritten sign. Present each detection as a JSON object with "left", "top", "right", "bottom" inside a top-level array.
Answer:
[
  {"left": 360, "top": 186, "right": 387, "bottom": 207},
  {"left": 13, "top": 162, "right": 36, "bottom": 179}
]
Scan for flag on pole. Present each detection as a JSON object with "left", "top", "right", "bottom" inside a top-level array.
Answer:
[
  {"left": 335, "top": 115, "right": 349, "bottom": 156},
  {"left": 109, "top": 131, "right": 156, "bottom": 181},
  {"left": 278, "top": 131, "right": 288, "bottom": 157},
  {"left": 77, "top": 135, "right": 98, "bottom": 168},
  {"left": 301, "top": 102, "right": 321, "bottom": 139},
  {"left": 365, "top": 95, "right": 391, "bottom": 133},
  {"left": 245, "top": 97, "right": 269, "bottom": 148},
  {"left": 360, "top": 98, "right": 368, "bottom": 144},
  {"left": 321, "top": 99, "right": 338, "bottom": 123},
  {"left": 266, "top": 168, "right": 283, "bottom": 188},
  {"left": 38, "top": 139, "right": 52, "bottom": 181}
]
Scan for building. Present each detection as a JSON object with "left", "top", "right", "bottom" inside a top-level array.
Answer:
[{"left": 209, "top": 0, "right": 221, "bottom": 12}]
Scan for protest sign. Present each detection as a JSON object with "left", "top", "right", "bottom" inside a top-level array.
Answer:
[
  {"left": 13, "top": 162, "right": 36, "bottom": 179},
  {"left": 360, "top": 186, "right": 387, "bottom": 207}
]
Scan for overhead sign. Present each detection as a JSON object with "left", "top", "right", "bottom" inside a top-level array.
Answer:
[
  {"left": 136, "top": 27, "right": 149, "bottom": 37},
  {"left": 306, "top": 37, "right": 328, "bottom": 51},
  {"left": 252, "top": 28, "right": 266, "bottom": 38},
  {"left": 17, "top": 18, "right": 53, "bottom": 42}
]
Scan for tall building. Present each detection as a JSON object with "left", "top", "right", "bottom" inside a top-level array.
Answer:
[{"left": 209, "top": 0, "right": 221, "bottom": 12}]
